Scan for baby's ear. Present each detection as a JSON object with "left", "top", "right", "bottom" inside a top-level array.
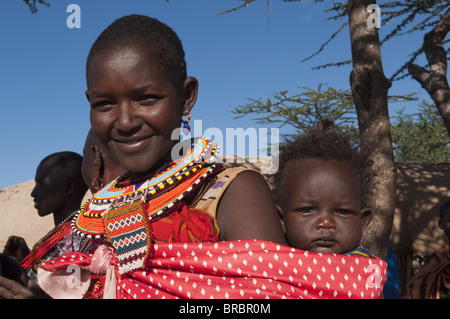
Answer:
[
  {"left": 275, "top": 204, "right": 286, "bottom": 235},
  {"left": 360, "top": 208, "right": 373, "bottom": 233}
]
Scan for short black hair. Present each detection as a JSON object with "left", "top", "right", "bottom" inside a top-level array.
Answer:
[
  {"left": 273, "top": 128, "right": 369, "bottom": 206},
  {"left": 40, "top": 151, "right": 88, "bottom": 196},
  {"left": 86, "top": 14, "right": 187, "bottom": 88}
]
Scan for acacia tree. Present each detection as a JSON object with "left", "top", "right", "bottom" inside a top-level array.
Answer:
[
  {"left": 232, "top": 85, "right": 359, "bottom": 139},
  {"left": 231, "top": 84, "right": 416, "bottom": 144},
  {"left": 303, "top": 1, "right": 450, "bottom": 136}
]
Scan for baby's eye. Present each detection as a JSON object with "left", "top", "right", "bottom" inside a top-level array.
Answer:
[
  {"left": 335, "top": 209, "right": 357, "bottom": 216},
  {"left": 295, "top": 207, "right": 317, "bottom": 214}
]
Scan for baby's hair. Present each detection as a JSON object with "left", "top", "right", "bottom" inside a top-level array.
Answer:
[
  {"left": 86, "top": 14, "right": 187, "bottom": 88},
  {"left": 273, "top": 128, "right": 369, "bottom": 206}
]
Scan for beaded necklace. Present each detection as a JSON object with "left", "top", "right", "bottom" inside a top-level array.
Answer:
[
  {"left": 71, "top": 137, "right": 220, "bottom": 239},
  {"left": 21, "top": 138, "right": 223, "bottom": 274}
]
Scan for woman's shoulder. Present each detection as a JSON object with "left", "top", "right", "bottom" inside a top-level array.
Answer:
[
  {"left": 191, "top": 165, "right": 264, "bottom": 216},
  {"left": 213, "top": 164, "right": 285, "bottom": 243}
]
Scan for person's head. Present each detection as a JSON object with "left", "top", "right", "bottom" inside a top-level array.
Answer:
[
  {"left": 82, "top": 129, "right": 127, "bottom": 193},
  {"left": 274, "top": 129, "right": 373, "bottom": 254},
  {"left": 85, "top": 14, "right": 198, "bottom": 177},
  {"left": 31, "top": 152, "right": 88, "bottom": 222},
  {"left": 438, "top": 200, "right": 450, "bottom": 242}
]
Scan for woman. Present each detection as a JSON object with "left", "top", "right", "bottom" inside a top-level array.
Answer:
[{"left": 11, "top": 14, "right": 285, "bottom": 299}]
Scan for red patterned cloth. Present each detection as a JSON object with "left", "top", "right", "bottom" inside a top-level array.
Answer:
[{"left": 38, "top": 239, "right": 386, "bottom": 299}]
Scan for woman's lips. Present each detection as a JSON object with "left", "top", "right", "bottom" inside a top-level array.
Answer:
[{"left": 113, "top": 135, "right": 152, "bottom": 152}]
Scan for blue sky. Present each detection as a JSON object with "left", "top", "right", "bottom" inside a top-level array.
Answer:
[{"left": 0, "top": 0, "right": 430, "bottom": 189}]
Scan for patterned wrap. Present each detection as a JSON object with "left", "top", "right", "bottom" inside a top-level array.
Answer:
[
  {"left": 38, "top": 240, "right": 387, "bottom": 299},
  {"left": 21, "top": 138, "right": 387, "bottom": 299}
]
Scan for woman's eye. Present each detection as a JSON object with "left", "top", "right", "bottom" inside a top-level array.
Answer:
[
  {"left": 91, "top": 101, "right": 113, "bottom": 110},
  {"left": 137, "top": 95, "right": 159, "bottom": 104}
]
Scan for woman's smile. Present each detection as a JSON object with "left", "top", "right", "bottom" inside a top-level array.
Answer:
[{"left": 112, "top": 134, "right": 153, "bottom": 152}]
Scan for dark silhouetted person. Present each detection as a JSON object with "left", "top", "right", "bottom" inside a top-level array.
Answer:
[
  {"left": 0, "top": 152, "right": 88, "bottom": 297},
  {"left": 4, "top": 151, "right": 88, "bottom": 262},
  {"left": 31, "top": 151, "right": 88, "bottom": 226}
]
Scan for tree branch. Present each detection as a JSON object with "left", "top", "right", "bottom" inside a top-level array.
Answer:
[
  {"left": 408, "top": 7, "right": 450, "bottom": 138},
  {"left": 425, "top": 7, "right": 450, "bottom": 76}
]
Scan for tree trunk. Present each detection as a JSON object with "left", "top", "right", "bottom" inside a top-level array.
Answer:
[
  {"left": 348, "top": 0, "right": 396, "bottom": 259},
  {"left": 408, "top": 8, "right": 450, "bottom": 139}
]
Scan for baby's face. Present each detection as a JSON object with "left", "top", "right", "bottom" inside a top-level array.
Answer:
[{"left": 279, "top": 159, "right": 372, "bottom": 254}]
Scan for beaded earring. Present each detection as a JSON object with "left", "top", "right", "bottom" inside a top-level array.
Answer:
[
  {"left": 182, "top": 114, "right": 191, "bottom": 135},
  {"left": 91, "top": 177, "right": 104, "bottom": 193}
]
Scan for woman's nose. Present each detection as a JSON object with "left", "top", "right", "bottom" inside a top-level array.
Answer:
[{"left": 115, "top": 101, "right": 141, "bottom": 134}]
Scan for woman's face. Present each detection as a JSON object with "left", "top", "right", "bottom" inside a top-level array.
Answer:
[{"left": 86, "top": 45, "right": 197, "bottom": 176}]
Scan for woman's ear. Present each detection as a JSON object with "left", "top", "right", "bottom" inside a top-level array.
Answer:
[
  {"left": 182, "top": 76, "right": 199, "bottom": 115},
  {"left": 276, "top": 203, "right": 287, "bottom": 235},
  {"left": 360, "top": 208, "right": 373, "bottom": 234}
]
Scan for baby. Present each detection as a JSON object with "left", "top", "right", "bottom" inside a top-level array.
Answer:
[{"left": 273, "top": 129, "right": 374, "bottom": 256}]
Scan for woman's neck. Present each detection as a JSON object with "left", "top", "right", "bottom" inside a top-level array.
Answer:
[{"left": 129, "top": 151, "right": 173, "bottom": 182}]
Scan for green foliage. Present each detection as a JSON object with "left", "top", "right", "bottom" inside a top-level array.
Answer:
[
  {"left": 391, "top": 100, "right": 450, "bottom": 162},
  {"left": 232, "top": 84, "right": 415, "bottom": 136},
  {"left": 231, "top": 84, "right": 359, "bottom": 140}
]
